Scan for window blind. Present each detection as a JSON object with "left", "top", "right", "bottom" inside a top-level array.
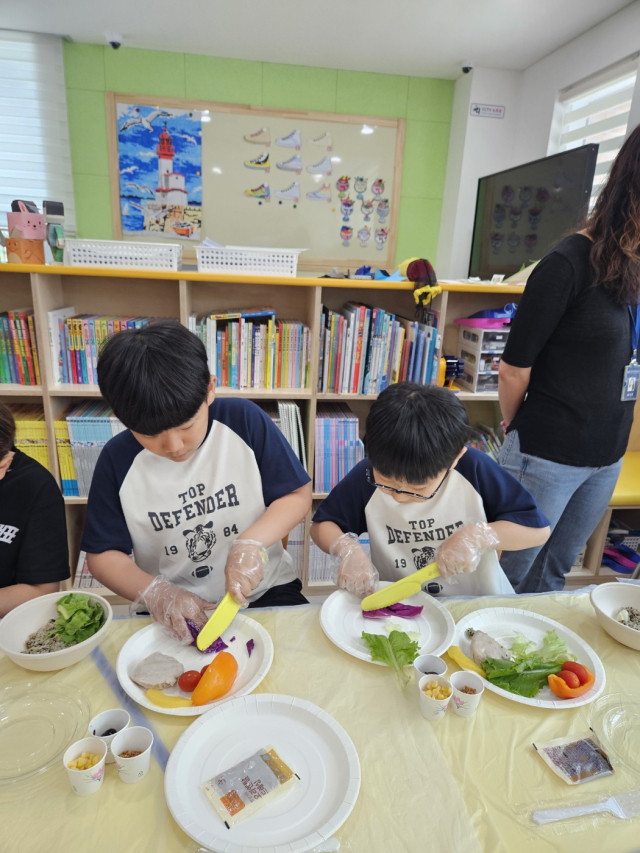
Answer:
[
  {"left": 557, "top": 55, "right": 639, "bottom": 207},
  {"left": 0, "top": 30, "right": 76, "bottom": 233}
]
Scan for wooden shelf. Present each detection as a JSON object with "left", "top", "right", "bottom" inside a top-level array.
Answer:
[
  {"left": 317, "top": 393, "right": 378, "bottom": 401},
  {"left": 64, "top": 496, "right": 88, "bottom": 504},
  {"left": 455, "top": 391, "right": 500, "bottom": 401},
  {"left": 312, "top": 493, "right": 329, "bottom": 500},
  {"left": 0, "top": 384, "right": 43, "bottom": 395},
  {"left": 50, "top": 384, "right": 311, "bottom": 399}
]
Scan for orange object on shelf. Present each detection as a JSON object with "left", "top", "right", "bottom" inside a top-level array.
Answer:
[{"left": 5, "top": 238, "right": 45, "bottom": 265}]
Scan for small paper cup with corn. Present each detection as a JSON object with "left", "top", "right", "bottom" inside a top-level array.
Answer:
[
  {"left": 418, "top": 674, "right": 452, "bottom": 722},
  {"left": 63, "top": 736, "right": 107, "bottom": 797}
]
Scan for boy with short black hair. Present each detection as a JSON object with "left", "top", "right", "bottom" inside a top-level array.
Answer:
[
  {"left": 311, "top": 383, "right": 550, "bottom": 597},
  {"left": 81, "top": 320, "right": 312, "bottom": 642}
]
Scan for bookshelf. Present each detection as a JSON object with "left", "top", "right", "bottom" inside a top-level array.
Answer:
[{"left": 3, "top": 262, "right": 634, "bottom": 595}]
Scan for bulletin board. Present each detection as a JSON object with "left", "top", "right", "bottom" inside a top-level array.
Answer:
[{"left": 106, "top": 93, "right": 405, "bottom": 272}]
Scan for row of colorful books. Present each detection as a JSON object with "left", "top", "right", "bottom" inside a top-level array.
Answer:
[
  {"left": 318, "top": 302, "right": 441, "bottom": 395},
  {"left": 314, "top": 404, "right": 364, "bottom": 494},
  {"left": 0, "top": 309, "right": 41, "bottom": 385},
  {"left": 189, "top": 308, "right": 310, "bottom": 390},
  {"left": 257, "top": 401, "right": 308, "bottom": 471},
  {"left": 467, "top": 422, "right": 505, "bottom": 463},
  {"left": 47, "top": 307, "right": 157, "bottom": 385},
  {"left": 55, "top": 403, "right": 125, "bottom": 497},
  {"left": 8, "top": 404, "right": 50, "bottom": 470}
]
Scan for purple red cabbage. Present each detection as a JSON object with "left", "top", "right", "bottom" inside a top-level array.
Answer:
[
  {"left": 362, "top": 603, "right": 424, "bottom": 620},
  {"left": 246, "top": 639, "right": 255, "bottom": 658},
  {"left": 185, "top": 619, "right": 229, "bottom": 653},
  {"left": 229, "top": 636, "right": 236, "bottom": 642}
]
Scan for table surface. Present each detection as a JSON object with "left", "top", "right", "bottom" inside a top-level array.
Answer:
[{"left": 1, "top": 592, "right": 639, "bottom": 853}]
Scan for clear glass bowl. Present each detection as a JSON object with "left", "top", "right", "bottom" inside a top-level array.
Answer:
[
  {"left": 590, "top": 692, "right": 640, "bottom": 776},
  {"left": 0, "top": 681, "right": 90, "bottom": 787}
]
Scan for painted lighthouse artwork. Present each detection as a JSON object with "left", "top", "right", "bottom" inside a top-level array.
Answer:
[{"left": 117, "top": 103, "right": 202, "bottom": 239}]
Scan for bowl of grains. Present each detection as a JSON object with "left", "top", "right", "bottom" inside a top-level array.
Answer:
[
  {"left": 590, "top": 583, "right": 640, "bottom": 652},
  {"left": 0, "top": 592, "right": 113, "bottom": 671}
]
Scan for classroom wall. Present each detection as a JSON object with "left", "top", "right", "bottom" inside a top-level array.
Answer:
[{"left": 63, "top": 43, "right": 454, "bottom": 266}]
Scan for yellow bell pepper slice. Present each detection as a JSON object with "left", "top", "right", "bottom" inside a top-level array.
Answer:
[
  {"left": 146, "top": 689, "right": 192, "bottom": 709},
  {"left": 447, "top": 645, "right": 486, "bottom": 678}
]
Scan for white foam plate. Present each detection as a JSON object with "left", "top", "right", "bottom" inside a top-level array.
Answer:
[
  {"left": 454, "top": 607, "right": 606, "bottom": 709},
  {"left": 116, "top": 614, "right": 273, "bottom": 716},
  {"left": 320, "top": 582, "right": 456, "bottom": 664},
  {"left": 165, "top": 693, "right": 360, "bottom": 853}
]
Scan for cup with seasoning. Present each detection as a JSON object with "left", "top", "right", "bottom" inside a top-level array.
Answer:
[
  {"left": 88, "top": 708, "right": 131, "bottom": 764},
  {"left": 414, "top": 654, "right": 447, "bottom": 694},
  {"left": 418, "top": 674, "right": 452, "bottom": 722},
  {"left": 111, "top": 726, "right": 154, "bottom": 784},
  {"left": 449, "top": 671, "right": 484, "bottom": 718},
  {"left": 63, "top": 736, "right": 107, "bottom": 797}
]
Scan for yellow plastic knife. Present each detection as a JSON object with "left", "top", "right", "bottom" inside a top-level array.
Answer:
[
  {"left": 361, "top": 562, "right": 440, "bottom": 611},
  {"left": 196, "top": 593, "right": 239, "bottom": 651}
]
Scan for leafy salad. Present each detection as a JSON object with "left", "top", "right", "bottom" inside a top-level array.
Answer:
[
  {"left": 483, "top": 631, "right": 575, "bottom": 698},
  {"left": 361, "top": 629, "right": 420, "bottom": 687},
  {"left": 51, "top": 593, "right": 106, "bottom": 645}
]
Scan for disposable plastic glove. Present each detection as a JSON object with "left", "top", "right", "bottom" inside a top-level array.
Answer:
[
  {"left": 436, "top": 521, "right": 501, "bottom": 579},
  {"left": 225, "top": 539, "right": 268, "bottom": 607},
  {"left": 131, "top": 577, "right": 213, "bottom": 644},
  {"left": 330, "top": 532, "right": 379, "bottom": 598}
]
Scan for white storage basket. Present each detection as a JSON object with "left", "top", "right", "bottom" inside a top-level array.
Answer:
[
  {"left": 196, "top": 245, "right": 305, "bottom": 277},
  {"left": 64, "top": 239, "right": 182, "bottom": 271}
]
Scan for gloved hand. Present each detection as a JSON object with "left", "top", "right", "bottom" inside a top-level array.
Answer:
[
  {"left": 330, "top": 532, "right": 379, "bottom": 598},
  {"left": 225, "top": 539, "right": 268, "bottom": 607},
  {"left": 436, "top": 522, "right": 500, "bottom": 579},
  {"left": 131, "top": 577, "right": 213, "bottom": 644}
]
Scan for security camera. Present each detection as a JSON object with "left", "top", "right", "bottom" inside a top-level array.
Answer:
[
  {"left": 461, "top": 61, "right": 474, "bottom": 74},
  {"left": 105, "top": 32, "right": 123, "bottom": 50}
]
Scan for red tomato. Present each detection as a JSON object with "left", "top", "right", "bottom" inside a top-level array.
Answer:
[
  {"left": 178, "top": 670, "right": 202, "bottom": 692},
  {"left": 557, "top": 670, "right": 580, "bottom": 689},
  {"left": 561, "top": 661, "right": 589, "bottom": 685},
  {"left": 200, "top": 664, "right": 211, "bottom": 677}
]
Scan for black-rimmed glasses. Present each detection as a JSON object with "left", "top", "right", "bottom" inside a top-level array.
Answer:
[{"left": 365, "top": 466, "right": 450, "bottom": 501}]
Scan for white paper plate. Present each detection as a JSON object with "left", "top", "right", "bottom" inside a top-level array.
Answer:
[
  {"left": 454, "top": 607, "right": 606, "bottom": 709},
  {"left": 320, "top": 582, "right": 456, "bottom": 664},
  {"left": 116, "top": 615, "right": 273, "bottom": 716},
  {"left": 165, "top": 693, "right": 360, "bottom": 853}
]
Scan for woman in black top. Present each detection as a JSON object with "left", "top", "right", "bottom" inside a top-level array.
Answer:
[
  {"left": 498, "top": 125, "right": 640, "bottom": 593},
  {"left": 0, "top": 401, "right": 69, "bottom": 614}
]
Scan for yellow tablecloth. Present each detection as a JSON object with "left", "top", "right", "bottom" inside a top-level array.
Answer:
[{"left": 1, "top": 593, "right": 639, "bottom": 853}]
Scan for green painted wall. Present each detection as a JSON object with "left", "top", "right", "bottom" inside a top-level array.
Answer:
[{"left": 63, "top": 43, "right": 453, "bottom": 265}]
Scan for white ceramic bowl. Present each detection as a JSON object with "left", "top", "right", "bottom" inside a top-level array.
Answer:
[
  {"left": 590, "top": 583, "right": 640, "bottom": 651},
  {"left": 0, "top": 592, "right": 113, "bottom": 671}
]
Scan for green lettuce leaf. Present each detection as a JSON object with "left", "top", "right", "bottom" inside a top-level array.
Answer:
[
  {"left": 483, "top": 629, "right": 573, "bottom": 698},
  {"left": 50, "top": 594, "right": 105, "bottom": 646},
  {"left": 362, "top": 630, "right": 420, "bottom": 687}
]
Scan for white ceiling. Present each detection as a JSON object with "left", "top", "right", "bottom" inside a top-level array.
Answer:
[{"left": 2, "top": 0, "right": 636, "bottom": 78}]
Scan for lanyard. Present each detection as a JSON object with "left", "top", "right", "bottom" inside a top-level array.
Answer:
[{"left": 629, "top": 305, "right": 640, "bottom": 363}]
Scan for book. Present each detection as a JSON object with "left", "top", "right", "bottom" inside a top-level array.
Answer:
[{"left": 0, "top": 309, "right": 42, "bottom": 387}]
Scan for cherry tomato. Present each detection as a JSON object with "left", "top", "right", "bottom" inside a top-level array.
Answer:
[
  {"left": 178, "top": 670, "right": 202, "bottom": 692},
  {"left": 557, "top": 670, "right": 580, "bottom": 689},
  {"left": 561, "top": 661, "right": 589, "bottom": 685},
  {"left": 200, "top": 663, "right": 211, "bottom": 677}
]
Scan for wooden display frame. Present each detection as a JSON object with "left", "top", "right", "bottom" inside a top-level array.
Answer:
[{"left": 105, "top": 92, "right": 405, "bottom": 273}]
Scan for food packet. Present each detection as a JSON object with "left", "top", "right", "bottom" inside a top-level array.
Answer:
[
  {"left": 202, "top": 745, "right": 299, "bottom": 827},
  {"left": 533, "top": 729, "right": 614, "bottom": 785}
]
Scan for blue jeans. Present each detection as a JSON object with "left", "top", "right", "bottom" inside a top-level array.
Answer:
[{"left": 498, "top": 430, "right": 623, "bottom": 593}]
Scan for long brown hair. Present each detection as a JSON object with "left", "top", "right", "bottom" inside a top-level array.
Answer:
[
  {"left": 0, "top": 401, "right": 16, "bottom": 456},
  {"left": 584, "top": 123, "right": 640, "bottom": 305}
]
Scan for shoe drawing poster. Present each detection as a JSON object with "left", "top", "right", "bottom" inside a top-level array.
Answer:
[{"left": 117, "top": 103, "right": 202, "bottom": 240}]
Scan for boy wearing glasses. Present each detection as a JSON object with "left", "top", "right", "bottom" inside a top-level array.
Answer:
[{"left": 310, "top": 383, "right": 550, "bottom": 597}]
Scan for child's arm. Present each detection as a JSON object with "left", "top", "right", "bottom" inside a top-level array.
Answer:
[
  {"left": 87, "top": 550, "right": 161, "bottom": 600},
  {"left": 490, "top": 519, "right": 549, "bottom": 550},
  {"left": 0, "top": 583, "right": 60, "bottom": 618}
]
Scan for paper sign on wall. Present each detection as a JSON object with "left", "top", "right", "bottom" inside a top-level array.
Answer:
[{"left": 470, "top": 103, "right": 505, "bottom": 119}]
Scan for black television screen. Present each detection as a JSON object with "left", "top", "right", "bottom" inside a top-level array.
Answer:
[{"left": 468, "top": 144, "right": 598, "bottom": 279}]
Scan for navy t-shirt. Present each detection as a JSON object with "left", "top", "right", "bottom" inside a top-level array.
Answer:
[
  {"left": 313, "top": 448, "right": 548, "bottom": 595},
  {"left": 81, "top": 398, "right": 310, "bottom": 603}
]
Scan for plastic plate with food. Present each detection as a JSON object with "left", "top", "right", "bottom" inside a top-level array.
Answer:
[
  {"left": 116, "top": 614, "right": 273, "bottom": 716},
  {"left": 451, "top": 608, "right": 605, "bottom": 709},
  {"left": 320, "top": 582, "right": 455, "bottom": 665}
]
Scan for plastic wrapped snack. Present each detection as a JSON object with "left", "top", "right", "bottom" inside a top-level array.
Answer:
[
  {"left": 533, "top": 730, "right": 614, "bottom": 785},
  {"left": 202, "top": 745, "right": 299, "bottom": 827}
]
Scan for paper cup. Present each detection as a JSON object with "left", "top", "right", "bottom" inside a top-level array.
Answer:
[
  {"left": 63, "top": 736, "right": 107, "bottom": 797},
  {"left": 88, "top": 709, "right": 131, "bottom": 764},
  {"left": 450, "top": 671, "right": 484, "bottom": 717},
  {"left": 418, "top": 674, "right": 452, "bottom": 722},
  {"left": 414, "top": 654, "right": 447, "bottom": 693},
  {"left": 111, "top": 726, "right": 153, "bottom": 784}
]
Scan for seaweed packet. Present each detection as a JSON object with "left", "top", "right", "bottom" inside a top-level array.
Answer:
[
  {"left": 533, "top": 730, "right": 614, "bottom": 785},
  {"left": 202, "top": 745, "right": 299, "bottom": 827}
]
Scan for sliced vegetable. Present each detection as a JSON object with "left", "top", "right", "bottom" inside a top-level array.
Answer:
[
  {"left": 557, "top": 670, "right": 580, "bottom": 689},
  {"left": 447, "top": 645, "right": 486, "bottom": 678},
  {"left": 146, "top": 689, "right": 192, "bottom": 709},
  {"left": 362, "top": 603, "right": 424, "bottom": 620},
  {"left": 361, "top": 630, "right": 420, "bottom": 687},
  {"left": 50, "top": 593, "right": 105, "bottom": 646},
  {"left": 178, "top": 670, "right": 202, "bottom": 692},
  {"left": 185, "top": 620, "right": 228, "bottom": 654},
  {"left": 191, "top": 651, "right": 238, "bottom": 706},
  {"left": 246, "top": 639, "right": 255, "bottom": 658},
  {"left": 548, "top": 667, "right": 595, "bottom": 699},
  {"left": 561, "top": 661, "right": 589, "bottom": 685}
]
